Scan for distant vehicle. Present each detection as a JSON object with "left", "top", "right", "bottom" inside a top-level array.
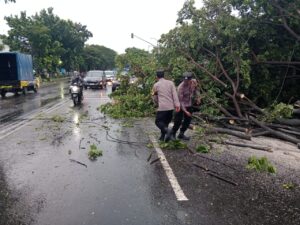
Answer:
[
  {"left": 83, "top": 70, "right": 106, "bottom": 89},
  {"left": 0, "top": 52, "right": 38, "bottom": 97},
  {"left": 111, "top": 74, "right": 139, "bottom": 92},
  {"left": 104, "top": 70, "right": 116, "bottom": 85},
  {"left": 112, "top": 79, "right": 120, "bottom": 92}
]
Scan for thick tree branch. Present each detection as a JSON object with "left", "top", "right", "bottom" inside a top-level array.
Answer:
[
  {"left": 272, "top": 1, "right": 300, "bottom": 41},
  {"left": 180, "top": 49, "right": 227, "bottom": 88}
]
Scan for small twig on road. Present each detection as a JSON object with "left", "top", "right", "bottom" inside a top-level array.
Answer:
[
  {"left": 207, "top": 172, "right": 238, "bottom": 186},
  {"left": 69, "top": 159, "right": 87, "bottom": 168},
  {"left": 187, "top": 147, "right": 238, "bottom": 171},
  {"left": 192, "top": 162, "right": 238, "bottom": 186},
  {"left": 192, "top": 162, "right": 209, "bottom": 172},
  {"left": 147, "top": 151, "right": 153, "bottom": 162},
  {"left": 79, "top": 137, "right": 84, "bottom": 150},
  {"left": 89, "top": 134, "right": 101, "bottom": 144},
  {"left": 26, "top": 152, "right": 35, "bottom": 156},
  {"left": 150, "top": 157, "right": 160, "bottom": 165}
]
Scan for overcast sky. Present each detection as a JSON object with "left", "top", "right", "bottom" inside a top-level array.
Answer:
[{"left": 0, "top": 0, "right": 202, "bottom": 54}]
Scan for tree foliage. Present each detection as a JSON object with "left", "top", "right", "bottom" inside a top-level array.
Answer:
[
  {"left": 80, "top": 44, "right": 117, "bottom": 71},
  {"left": 3, "top": 8, "right": 92, "bottom": 73},
  {"left": 107, "top": 0, "right": 300, "bottom": 119},
  {"left": 101, "top": 48, "right": 158, "bottom": 118},
  {"left": 155, "top": 0, "right": 300, "bottom": 117}
]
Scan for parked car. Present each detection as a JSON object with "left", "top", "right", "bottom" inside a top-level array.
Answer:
[{"left": 83, "top": 70, "right": 106, "bottom": 89}]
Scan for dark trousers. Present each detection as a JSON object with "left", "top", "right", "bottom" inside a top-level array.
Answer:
[
  {"left": 155, "top": 110, "right": 173, "bottom": 135},
  {"left": 172, "top": 107, "right": 193, "bottom": 134}
]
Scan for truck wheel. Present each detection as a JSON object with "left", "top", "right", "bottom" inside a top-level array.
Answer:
[
  {"left": 22, "top": 87, "right": 28, "bottom": 95},
  {"left": 33, "top": 85, "right": 38, "bottom": 93},
  {"left": 1, "top": 90, "right": 6, "bottom": 98}
]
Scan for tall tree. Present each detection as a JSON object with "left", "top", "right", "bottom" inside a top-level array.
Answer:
[
  {"left": 3, "top": 8, "right": 92, "bottom": 73},
  {"left": 81, "top": 44, "right": 117, "bottom": 71},
  {"left": 158, "top": 0, "right": 300, "bottom": 117}
]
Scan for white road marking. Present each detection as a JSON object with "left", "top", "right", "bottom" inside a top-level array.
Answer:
[
  {"left": 0, "top": 99, "right": 67, "bottom": 140},
  {"left": 149, "top": 135, "right": 189, "bottom": 201}
]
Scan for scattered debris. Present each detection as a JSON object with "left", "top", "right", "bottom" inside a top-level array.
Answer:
[
  {"left": 150, "top": 157, "right": 160, "bottom": 165},
  {"left": 68, "top": 150, "right": 72, "bottom": 155},
  {"left": 88, "top": 144, "right": 103, "bottom": 160},
  {"left": 69, "top": 159, "right": 87, "bottom": 168},
  {"left": 209, "top": 139, "right": 273, "bottom": 152},
  {"left": 196, "top": 144, "right": 210, "bottom": 153},
  {"left": 51, "top": 130, "right": 71, "bottom": 146},
  {"left": 121, "top": 122, "right": 134, "bottom": 128},
  {"left": 207, "top": 172, "right": 238, "bottom": 186},
  {"left": 26, "top": 152, "right": 35, "bottom": 156},
  {"left": 192, "top": 162, "right": 238, "bottom": 185},
  {"left": 89, "top": 134, "right": 101, "bottom": 144},
  {"left": 146, "top": 143, "right": 154, "bottom": 148},
  {"left": 159, "top": 140, "right": 187, "bottom": 150},
  {"left": 51, "top": 115, "right": 65, "bottom": 123},
  {"left": 147, "top": 152, "right": 153, "bottom": 162},
  {"left": 283, "top": 183, "right": 296, "bottom": 190},
  {"left": 246, "top": 156, "right": 276, "bottom": 174},
  {"left": 79, "top": 138, "right": 84, "bottom": 150}
]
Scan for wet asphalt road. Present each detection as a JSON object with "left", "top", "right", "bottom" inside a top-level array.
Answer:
[
  {"left": 0, "top": 80, "right": 69, "bottom": 125},
  {"left": 0, "top": 84, "right": 198, "bottom": 225},
  {"left": 1, "top": 82, "right": 299, "bottom": 225}
]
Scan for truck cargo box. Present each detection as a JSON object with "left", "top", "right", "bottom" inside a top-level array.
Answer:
[
  {"left": 0, "top": 52, "right": 34, "bottom": 82},
  {"left": 0, "top": 52, "right": 36, "bottom": 97}
]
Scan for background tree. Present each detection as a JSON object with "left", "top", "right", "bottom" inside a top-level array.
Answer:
[
  {"left": 80, "top": 44, "right": 117, "bottom": 71},
  {"left": 3, "top": 8, "right": 92, "bottom": 74}
]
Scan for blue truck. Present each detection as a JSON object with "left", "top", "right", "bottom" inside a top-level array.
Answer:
[{"left": 0, "top": 52, "right": 38, "bottom": 98}]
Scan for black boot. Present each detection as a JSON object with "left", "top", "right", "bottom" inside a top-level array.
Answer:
[
  {"left": 159, "top": 133, "right": 165, "bottom": 142},
  {"left": 178, "top": 132, "right": 190, "bottom": 140}
]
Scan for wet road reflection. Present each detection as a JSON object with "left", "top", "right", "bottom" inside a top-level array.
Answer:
[{"left": 0, "top": 80, "right": 70, "bottom": 122}]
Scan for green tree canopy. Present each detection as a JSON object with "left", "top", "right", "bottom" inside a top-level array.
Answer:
[
  {"left": 81, "top": 44, "right": 117, "bottom": 71},
  {"left": 3, "top": 8, "right": 92, "bottom": 73}
]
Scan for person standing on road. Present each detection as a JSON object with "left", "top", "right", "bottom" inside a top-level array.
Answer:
[
  {"left": 170, "top": 72, "right": 201, "bottom": 141},
  {"left": 152, "top": 70, "right": 180, "bottom": 141}
]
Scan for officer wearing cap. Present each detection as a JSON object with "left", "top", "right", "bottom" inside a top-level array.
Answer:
[
  {"left": 152, "top": 69, "right": 180, "bottom": 141},
  {"left": 168, "top": 72, "right": 200, "bottom": 141}
]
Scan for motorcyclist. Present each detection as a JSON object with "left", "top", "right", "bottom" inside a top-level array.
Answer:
[
  {"left": 70, "top": 74, "right": 84, "bottom": 99},
  {"left": 71, "top": 74, "right": 83, "bottom": 86}
]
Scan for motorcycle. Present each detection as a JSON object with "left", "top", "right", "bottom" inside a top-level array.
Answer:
[{"left": 70, "top": 83, "right": 83, "bottom": 106}]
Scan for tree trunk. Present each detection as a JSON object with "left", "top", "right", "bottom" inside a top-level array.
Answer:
[
  {"left": 206, "top": 127, "right": 251, "bottom": 140},
  {"left": 250, "top": 116, "right": 300, "bottom": 148}
]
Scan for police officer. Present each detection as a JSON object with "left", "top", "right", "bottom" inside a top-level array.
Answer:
[
  {"left": 170, "top": 72, "right": 200, "bottom": 140},
  {"left": 152, "top": 70, "right": 180, "bottom": 141}
]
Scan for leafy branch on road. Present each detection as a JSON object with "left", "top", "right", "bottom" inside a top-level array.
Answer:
[
  {"left": 88, "top": 144, "right": 103, "bottom": 160},
  {"left": 246, "top": 156, "right": 276, "bottom": 174}
]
